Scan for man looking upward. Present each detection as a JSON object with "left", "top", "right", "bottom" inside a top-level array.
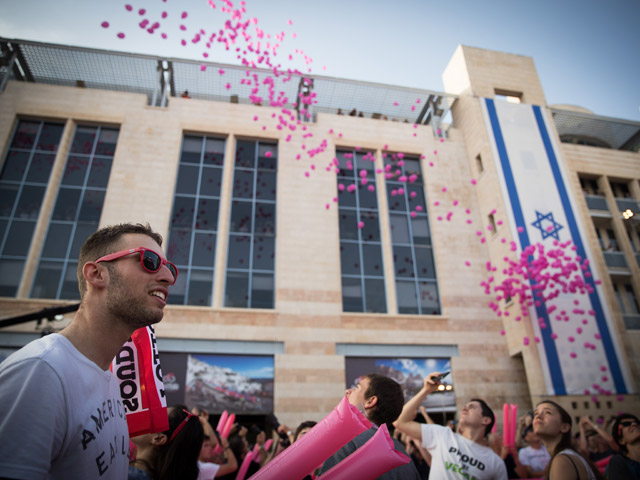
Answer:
[
  {"left": 395, "top": 372, "right": 507, "bottom": 480},
  {"left": 0, "top": 223, "right": 177, "bottom": 479}
]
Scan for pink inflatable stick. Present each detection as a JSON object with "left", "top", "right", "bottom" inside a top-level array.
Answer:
[
  {"left": 236, "top": 450, "right": 257, "bottom": 480},
  {"left": 316, "top": 424, "right": 409, "bottom": 480},
  {"left": 222, "top": 413, "right": 236, "bottom": 439},
  {"left": 502, "top": 403, "right": 509, "bottom": 447},
  {"left": 217, "top": 410, "right": 229, "bottom": 433},
  {"left": 248, "top": 396, "right": 371, "bottom": 480},
  {"left": 509, "top": 404, "right": 518, "bottom": 447}
]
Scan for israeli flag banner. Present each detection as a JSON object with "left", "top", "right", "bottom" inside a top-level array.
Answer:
[{"left": 481, "top": 98, "right": 632, "bottom": 396}]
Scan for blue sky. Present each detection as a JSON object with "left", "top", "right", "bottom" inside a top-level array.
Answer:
[{"left": 1, "top": 0, "right": 638, "bottom": 121}]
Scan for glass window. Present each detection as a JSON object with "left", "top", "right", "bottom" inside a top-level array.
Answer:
[
  {"left": 31, "top": 125, "right": 118, "bottom": 300},
  {"left": 384, "top": 152, "right": 440, "bottom": 315},
  {"left": 0, "top": 119, "right": 64, "bottom": 296},
  {"left": 224, "top": 140, "right": 277, "bottom": 309},
  {"left": 167, "top": 134, "right": 226, "bottom": 306},
  {"left": 336, "top": 148, "right": 386, "bottom": 313}
]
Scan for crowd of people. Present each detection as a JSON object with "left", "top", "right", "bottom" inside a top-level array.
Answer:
[{"left": 0, "top": 222, "right": 638, "bottom": 480}]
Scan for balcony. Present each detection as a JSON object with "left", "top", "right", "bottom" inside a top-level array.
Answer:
[
  {"left": 623, "top": 314, "right": 640, "bottom": 330},
  {"left": 615, "top": 197, "right": 640, "bottom": 215},
  {"left": 585, "top": 194, "right": 609, "bottom": 212},
  {"left": 604, "top": 251, "right": 629, "bottom": 269}
]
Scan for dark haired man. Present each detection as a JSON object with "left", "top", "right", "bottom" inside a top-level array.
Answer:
[
  {"left": 319, "top": 373, "right": 421, "bottom": 479},
  {"left": 607, "top": 414, "right": 640, "bottom": 479},
  {"left": 395, "top": 372, "right": 507, "bottom": 479},
  {"left": 0, "top": 223, "right": 176, "bottom": 479}
]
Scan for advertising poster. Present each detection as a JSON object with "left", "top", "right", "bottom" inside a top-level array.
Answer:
[
  {"left": 345, "top": 357, "right": 455, "bottom": 412},
  {"left": 160, "top": 352, "right": 274, "bottom": 413}
]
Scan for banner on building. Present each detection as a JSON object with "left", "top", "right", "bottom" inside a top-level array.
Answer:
[{"left": 482, "top": 98, "right": 632, "bottom": 395}]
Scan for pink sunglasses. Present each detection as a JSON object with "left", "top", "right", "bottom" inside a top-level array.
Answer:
[{"left": 96, "top": 247, "right": 178, "bottom": 285}]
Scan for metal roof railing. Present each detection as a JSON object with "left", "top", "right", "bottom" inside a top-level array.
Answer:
[{"left": 0, "top": 38, "right": 455, "bottom": 135}]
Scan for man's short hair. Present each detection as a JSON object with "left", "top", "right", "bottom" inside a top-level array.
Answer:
[
  {"left": 77, "top": 223, "right": 164, "bottom": 298},
  {"left": 470, "top": 398, "right": 495, "bottom": 438},
  {"left": 363, "top": 373, "right": 405, "bottom": 427},
  {"left": 612, "top": 413, "right": 639, "bottom": 454}
]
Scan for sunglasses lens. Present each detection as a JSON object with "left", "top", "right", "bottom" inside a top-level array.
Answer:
[
  {"left": 142, "top": 251, "right": 162, "bottom": 272},
  {"left": 167, "top": 263, "right": 178, "bottom": 280}
]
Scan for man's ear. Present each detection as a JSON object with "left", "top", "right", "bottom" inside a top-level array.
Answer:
[
  {"left": 482, "top": 416, "right": 491, "bottom": 427},
  {"left": 83, "top": 262, "right": 108, "bottom": 290},
  {"left": 364, "top": 395, "right": 378, "bottom": 409}
]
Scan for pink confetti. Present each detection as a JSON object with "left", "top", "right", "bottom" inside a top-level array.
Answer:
[
  {"left": 117, "top": 32, "right": 125, "bottom": 39},
  {"left": 357, "top": 221, "right": 364, "bottom": 229},
  {"left": 138, "top": 8, "right": 146, "bottom": 15},
  {"left": 181, "top": 11, "right": 188, "bottom": 18},
  {"left": 101, "top": 21, "right": 109, "bottom": 28},
  {"left": 471, "top": 179, "right": 477, "bottom": 185},
  {"left": 125, "top": 4, "right": 133, "bottom": 11},
  {"left": 465, "top": 261, "right": 471, "bottom": 267}
]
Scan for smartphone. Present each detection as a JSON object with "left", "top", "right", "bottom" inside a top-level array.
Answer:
[{"left": 433, "top": 371, "right": 450, "bottom": 382}]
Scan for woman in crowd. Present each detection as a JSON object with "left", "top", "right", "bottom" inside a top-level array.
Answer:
[
  {"left": 533, "top": 400, "right": 602, "bottom": 480},
  {"left": 607, "top": 413, "right": 640, "bottom": 479},
  {"left": 129, "top": 405, "right": 204, "bottom": 480}
]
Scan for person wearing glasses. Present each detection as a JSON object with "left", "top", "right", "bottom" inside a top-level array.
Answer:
[
  {"left": 607, "top": 414, "right": 640, "bottom": 479},
  {"left": 0, "top": 223, "right": 177, "bottom": 480}
]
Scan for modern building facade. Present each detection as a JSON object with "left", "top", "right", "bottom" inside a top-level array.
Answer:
[{"left": 0, "top": 39, "right": 638, "bottom": 429}]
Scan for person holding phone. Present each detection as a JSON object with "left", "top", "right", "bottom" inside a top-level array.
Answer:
[{"left": 394, "top": 372, "right": 508, "bottom": 480}]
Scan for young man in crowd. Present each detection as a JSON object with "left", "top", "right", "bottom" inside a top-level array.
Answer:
[
  {"left": 518, "top": 425, "right": 551, "bottom": 478},
  {"left": 0, "top": 223, "right": 176, "bottom": 479},
  {"left": 395, "top": 372, "right": 508, "bottom": 480},
  {"left": 319, "top": 373, "right": 422, "bottom": 479}
]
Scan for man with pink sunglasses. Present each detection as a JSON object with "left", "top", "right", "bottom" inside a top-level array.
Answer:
[{"left": 0, "top": 223, "right": 177, "bottom": 479}]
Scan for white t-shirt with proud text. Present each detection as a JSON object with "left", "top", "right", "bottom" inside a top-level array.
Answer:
[{"left": 421, "top": 424, "right": 508, "bottom": 480}]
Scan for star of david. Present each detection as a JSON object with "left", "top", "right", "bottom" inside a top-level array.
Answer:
[{"left": 531, "top": 210, "right": 563, "bottom": 241}]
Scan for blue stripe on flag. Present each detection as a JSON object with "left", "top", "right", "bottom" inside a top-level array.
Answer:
[
  {"left": 533, "top": 105, "right": 627, "bottom": 394},
  {"left": 485, "top": 98, "right": 566, "bottom": 394}
]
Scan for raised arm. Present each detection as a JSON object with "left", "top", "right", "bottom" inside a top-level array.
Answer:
[{"left": 394, "top": 372, "right": 441, "bottom": 441}]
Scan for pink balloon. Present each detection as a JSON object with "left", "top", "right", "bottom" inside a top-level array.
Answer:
[
  {"left": 316, "top": 424, "right": 409, "bottom": 480},
  {"left": 248, "top": 396, "right": 371, "bottom": 480},
  {"left": 217, "top": 410, "right": 229, "bottom": 432}
]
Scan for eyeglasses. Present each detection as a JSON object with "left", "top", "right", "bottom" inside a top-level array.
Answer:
[
  {"left": 95, "top": 247, "right": 178, "bottom": 285},
  {"left": 169, "top": 409, "right": 198, "bottom": 442},
  {"left": 618, "top": 419, "right": 638, "bottom": 436}
]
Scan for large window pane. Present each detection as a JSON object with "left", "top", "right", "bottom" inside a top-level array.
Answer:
[
  {"left": 1, "top": 120, "right": 64, "bottom": 298},
  {"left": 31, "top": 261, "right": 64, "bottom": 298},
  {"left": 251, "top": 273, "right": 274, "bottom": 309},
  {"left": 4, "top": 221, "right": 36, "bottom": 256},
  {"left": 226, "top": 271, "right": 249, "bottom": 307},
  {"left": 41, "top": 223, "right": 73, "bottom": 258},
  {"left": 385, "top": 153, "right": 439, "bottom": 314},
  {"left": 187, "top": 270, "right": 213, "bottom": 306},
  {"left": 167, "top": 134, "right": 225, "bottom": 306},
  {"left": 0, "top": 259, "right": 25, "bottom": 296},
  {"left": 342, "top": 277, "right": 363, "bottom": 312},
  {"left": 31, "top": 125, "right": 115, "bottom": 300},
  {"left": 224, "top": 140, "right": 277, "bottom": 309},
  {"left": 1, "top": 151, "right": 30, "bottom": 181},
  {"left": 26, "top": 154, "right": 56, "bottom": 183},
  {"left": 336, "top": 147, "right": 385, "bottom": 313}
]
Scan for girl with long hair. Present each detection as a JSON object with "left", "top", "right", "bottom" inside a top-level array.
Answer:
[
  {"left": 533, "top": 400, "right": 602, "bottom": 480},
  {"left": 129, "top": 405, "right": 204, "bottom": 480}
]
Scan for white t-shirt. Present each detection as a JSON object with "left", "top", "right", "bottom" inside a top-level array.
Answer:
[
  {"left": 197, "top": 460, "right": 220, "bottom": 480},
  {"left": 518, "top": 444, "right": 550, "bottom": 473},
  {"left": 421, "top": 424, "right": 508, "bottom": 480},
  {"left": 0, "top": 333, "right": 130, "bottom": 479}
]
